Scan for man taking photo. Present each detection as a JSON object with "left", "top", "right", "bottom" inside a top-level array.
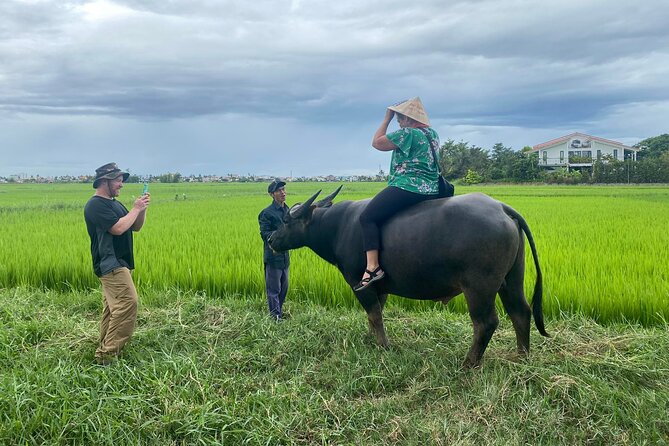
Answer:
[{"left": 84, "top": 162, "right": 150, "bottom": 365}]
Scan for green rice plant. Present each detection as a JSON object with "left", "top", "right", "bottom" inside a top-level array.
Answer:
[{"left": 1, "top": 182, "right": 668, "bottom": 325}]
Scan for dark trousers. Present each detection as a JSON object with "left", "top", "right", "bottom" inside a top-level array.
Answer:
[
  {"left": 360, "top": 186, "right": 437, "bottom": 252},
  {"left": 264, "top": 264, "right": 289, "bottom": 319}
]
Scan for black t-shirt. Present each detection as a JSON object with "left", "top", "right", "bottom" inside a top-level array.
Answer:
[{"left": 84, "top": 196, "right": 134, "bottom": 277}]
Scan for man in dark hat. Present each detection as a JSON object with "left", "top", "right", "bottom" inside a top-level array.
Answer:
[
  {"left": 258, "top": 179, "right": 290, "bottom": 321},
  {"left": 84, "top": 162, "right": 151, "bottom": 365}
]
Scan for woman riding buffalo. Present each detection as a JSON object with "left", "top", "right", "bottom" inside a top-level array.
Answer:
[{"left": 354, "top": 97, "right": 441, "bottom": 291}]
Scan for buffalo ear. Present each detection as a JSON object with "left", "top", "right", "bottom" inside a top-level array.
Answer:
[{"left": 315, "top": 185, "right": 343, "bottom": 208}]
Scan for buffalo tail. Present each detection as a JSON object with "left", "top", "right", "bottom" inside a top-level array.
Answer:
[{"left": 502, "top": 204, "right": 549, "bottom": 337}]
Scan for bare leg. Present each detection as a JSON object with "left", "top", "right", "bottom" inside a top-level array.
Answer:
[
  {"left": 353, "top": 250, "right": 386, "bottom": 291},
  {"left": 361, "top": 249, "right": 381, "bottom": 281}
]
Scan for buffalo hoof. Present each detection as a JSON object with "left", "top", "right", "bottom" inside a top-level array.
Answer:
[
  {"left": 378, "top": 340, "right": 390, "bottom": 349},
  {"left": 366, "top": 332, "right": 390, "bottom": 349},
  {"left": 367, "top": 333, "right": 390, "bottom": 349},
  {"left": 461, "top": 357, "right": 483, "bottom": 370}
]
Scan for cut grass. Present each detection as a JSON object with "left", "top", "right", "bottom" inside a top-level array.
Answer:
[{"left": 1, "top": 287, "right": 668, "bottom": 445}]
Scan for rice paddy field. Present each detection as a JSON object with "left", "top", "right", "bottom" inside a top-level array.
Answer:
[
  {"left": 1, "top": 182, "right": 668, "bottom": 326},
  {"left": 2, "top": 182, "right": 669, "bottom": 444}
]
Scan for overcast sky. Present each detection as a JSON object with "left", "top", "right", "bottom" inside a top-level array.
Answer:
[{"left": 1, "top": 0, "right": 668, "bottom": 177}]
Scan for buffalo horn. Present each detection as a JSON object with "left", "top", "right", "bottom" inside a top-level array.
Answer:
[
  {"left": 314, "top": 185, "right": 343, "bottom": 208},
  {"left": 289, "top": 190, "right": 322, "bottom": 218}
]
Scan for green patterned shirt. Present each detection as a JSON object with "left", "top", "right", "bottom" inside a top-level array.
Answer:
[{"left": 386, "top": 127, "right": 440, "bottom": 194}]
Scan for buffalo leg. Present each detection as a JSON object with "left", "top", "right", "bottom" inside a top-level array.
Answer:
[
  {"left": 498, "top": 232, "right": 532, "bottom": 355},
  {"left": 463, "top": 287, "right": 499, "bottom": 368},
  {"left": 368, "top": 293, "right": 388, "bottom": 343},
  {"left": 377, "top": 293, "right": 388, "bottom": 312},
  {"left": 498, "top": 285, "right": 531, "bottom": 355},
  {"left": 356, "top": 292, "right": 389, "bottom": 347}
]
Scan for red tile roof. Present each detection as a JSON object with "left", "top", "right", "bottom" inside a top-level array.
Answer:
[{"left": 532, "top": 132, "right": 636, "bottom": 151}]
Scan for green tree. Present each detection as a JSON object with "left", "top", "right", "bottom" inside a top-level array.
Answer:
[
  {"left": 635, "top": 134, "right": 669, "bottom": 159},
  {"left": 439, "top": 140, "right": 490, "bottom": 181},
  {"left": 489, "top": 143, "right": 518, "bottom": 180},
  {"left": 488, "top": 144, "right": 542, "bottom": 182},
  {"left": 592, "top": 155, "right": 625, "bottom": 183},
  {"left": 628, "top": 156, "right": 669, "bottom": 183},
  {"left": 463, "top": 169, "right": 484, "bottom": 185},
  {"left": 543, "top": 167, "right": 584, "bottom": 184},
  {"left": 158, "top": 172, "right": 182, "bottom": 183},
  {"left": 514, "top": 151, "right": 542, "bottom": 182}
]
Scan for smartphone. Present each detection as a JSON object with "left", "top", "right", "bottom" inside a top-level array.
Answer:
[{"left": 142, "top": 183, "right": 149, "bottom": 195}]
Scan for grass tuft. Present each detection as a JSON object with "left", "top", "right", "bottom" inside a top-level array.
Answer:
[{"left": 1, "top": 287, "right": 668, "bottom": 445}]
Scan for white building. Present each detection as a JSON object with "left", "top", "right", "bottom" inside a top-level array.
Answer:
[{"left": 532, "top": 132, "right": 640, "bottom": 170}]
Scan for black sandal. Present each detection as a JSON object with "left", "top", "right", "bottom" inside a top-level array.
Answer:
[{"left": 353, "top": 266, "right": 385, "bottom": 291}]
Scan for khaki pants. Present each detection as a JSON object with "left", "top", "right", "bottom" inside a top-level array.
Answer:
[{"left": 95, "top": 267, "right": 138, "bottom": 361}]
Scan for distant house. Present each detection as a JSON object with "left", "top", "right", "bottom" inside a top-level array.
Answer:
[{"left": 532, "top": 132, "right": 640, "bottom": 170}]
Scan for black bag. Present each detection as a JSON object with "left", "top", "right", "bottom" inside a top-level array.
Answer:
[
  {"left": 438, "top": 175, "right": 455, "bottom": 198},
  {"left": 419, "top": 128, "right": 455, "bottom": 198}
]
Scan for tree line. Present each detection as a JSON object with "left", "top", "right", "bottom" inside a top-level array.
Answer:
[{"left": 438, "top": 134, "right": 669, "bottom": 184}]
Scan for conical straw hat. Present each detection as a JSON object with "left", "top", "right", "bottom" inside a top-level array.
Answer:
[{"left": 387, "top": 97, "right": 430, "bottom": 126}]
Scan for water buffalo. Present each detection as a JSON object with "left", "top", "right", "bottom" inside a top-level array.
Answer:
[{"left": 268, "top": 187, "right": 548, "bottom": 367}]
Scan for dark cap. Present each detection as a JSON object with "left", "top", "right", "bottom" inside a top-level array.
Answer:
[
  {"left": 268, "top": 178, "right": 286, "bottom": 193},
  {"left": 92, "top": 162, "right": 130, "bottom": 188}
]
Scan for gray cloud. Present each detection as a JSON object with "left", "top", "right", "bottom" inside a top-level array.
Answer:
[{"left": 1, "top": 0, "right": 668, "bottom": 176}]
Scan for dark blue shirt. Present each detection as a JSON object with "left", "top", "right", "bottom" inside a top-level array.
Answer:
[{"left": 258, "top": 201, "right": 290, "bottom": 269}]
